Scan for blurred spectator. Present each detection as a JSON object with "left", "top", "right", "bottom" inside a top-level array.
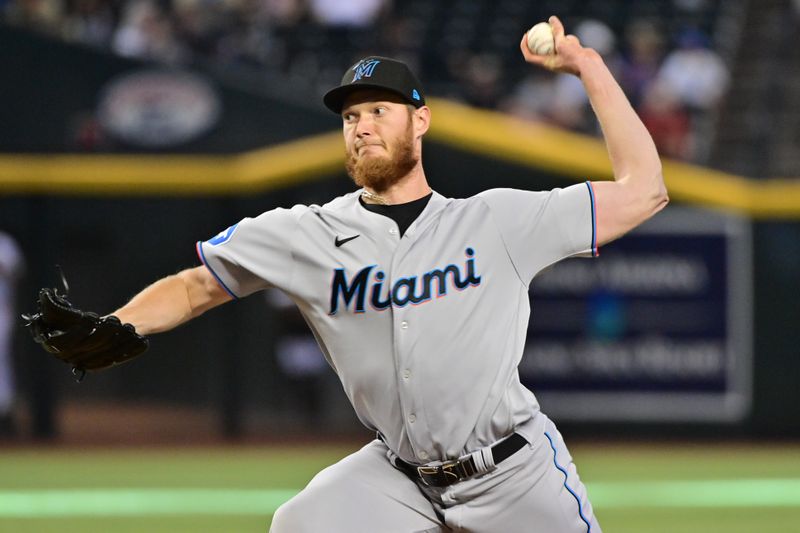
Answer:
[
  {"left": 112, "top": 0, "right": 187, "bottom": 63},
  {"left": 258, "top": 0, "right": 308, "bottom": 28},
  {"left": 308, "top": 0, "right": 388, "bottom": 28},
  {"left": 0, "top": 231, "right": 24, "bottom": 438},
  {"left": 548, "top": 19, "right": 622, "bottom": 132},
  {"left": 3, "top": 0, "right": 65, "bottom": 35},
  {"left": 61, "top": 0, "right": 114, "bottom": 46},
  {"left": 379, "top": 16, "right": 423, "bottom": 66},
  {"left": 639, "top": 79, "right": 692, "bottom": 159},
  {"left": 503, "top": 19, "right": 621, "bottom": 133},
  {"left": 461, "top": 53, "right": 503, "bottom": 109},
  {"left": 576, "top": 18, "right": 621, "bottom": 69},
  {"left": 619, "top": 19, "right": 665, "bottom": 108},
  {"left": 1, "top": 0, "right": 730, "bottom": 164},
  {"left": 265, "top": 289, "right": 328, "bottom": 426},
  {"left": 500, "top": 71, "right": 556, "bottom": 123},
  {"left": 171, "top": 0, "right": 223, "bottom": 57},
  {"left": 672, "top": 0, "right": 711, "bottom": 12},
  {"left": 657, "top": 28, "right": 729, "bottom": 113}
]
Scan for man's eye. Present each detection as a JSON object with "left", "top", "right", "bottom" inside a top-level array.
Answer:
[{"left": 374, "top": 107, "right": 386, "bottom": 115}]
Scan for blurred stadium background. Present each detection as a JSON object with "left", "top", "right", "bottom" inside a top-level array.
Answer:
[{"left": 1, "top": 0, "right": 799, "bottom": 531}]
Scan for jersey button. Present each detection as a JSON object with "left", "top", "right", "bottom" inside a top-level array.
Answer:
[
  {"left": 403, "top": 369, "right": 410, "bottom": 380},
  {"left": 408, "top": 414, "right": 416, "bottom": 423},
  {"left": 389, "top": 228, "right": 398, "bottom": 235},
  {"left": 401, "top": 321, "right": 408, "bottom": 329},
  {"left": 418, "top": 451, "right": 429, "bottom": 461}
]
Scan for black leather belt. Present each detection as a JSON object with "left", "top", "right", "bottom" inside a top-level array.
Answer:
[{"left": 394, "top": 433, "right": 528, "bottom": 487}]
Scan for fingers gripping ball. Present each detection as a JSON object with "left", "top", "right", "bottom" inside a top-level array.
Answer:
[{"left": 526, "top": 22, "right": 555, "bottom": 55}]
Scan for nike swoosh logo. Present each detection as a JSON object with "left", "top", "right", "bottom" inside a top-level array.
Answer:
[{"left": 335, "top": 234, "right": 360, "bottom": 247}]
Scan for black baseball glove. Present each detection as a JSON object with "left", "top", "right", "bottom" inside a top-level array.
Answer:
[{"left": 23, "top": 287, "right": 148, "bottom": 378}]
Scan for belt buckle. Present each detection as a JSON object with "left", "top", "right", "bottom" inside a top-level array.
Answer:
[{"left": 417, "top": 460, "right": 462, "bottom": 487}]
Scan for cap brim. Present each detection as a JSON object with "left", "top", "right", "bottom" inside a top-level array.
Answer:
[{"left": 323, "top": 84, "right": 421, "bottom": 114}]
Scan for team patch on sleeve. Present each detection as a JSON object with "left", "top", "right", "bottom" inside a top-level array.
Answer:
[{"left": 206, "top": 223, "right": 239, "bottom": 246}]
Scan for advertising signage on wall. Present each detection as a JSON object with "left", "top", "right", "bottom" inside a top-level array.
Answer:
[{"left": 522, "top": 208, "right": 752, "bottom": 422}]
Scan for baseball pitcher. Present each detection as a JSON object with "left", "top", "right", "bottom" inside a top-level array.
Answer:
[{"left": 25, "top": 17, "right": 667, "bottom": 532}]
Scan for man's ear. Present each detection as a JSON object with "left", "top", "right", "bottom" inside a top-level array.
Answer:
[{"left": 414, "top": 105, "right": 431, "bottom": 137}]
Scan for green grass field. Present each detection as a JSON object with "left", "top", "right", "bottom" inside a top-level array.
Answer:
[{"left": 1, "top": 442, "right": 799, "bottom": 532}]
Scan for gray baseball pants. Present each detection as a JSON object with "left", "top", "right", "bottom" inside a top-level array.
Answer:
[{"left": 270, "top": 415, "right": 601, "bottom": 532}]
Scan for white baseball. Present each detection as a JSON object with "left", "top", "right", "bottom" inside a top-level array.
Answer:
[{"left": 526, "top": 22, "right": 555, "bottom": 55}]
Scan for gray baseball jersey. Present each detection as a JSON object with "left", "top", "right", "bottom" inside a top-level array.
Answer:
[{"left": 197, "top": 183, "right": 597, "bottom": 465}]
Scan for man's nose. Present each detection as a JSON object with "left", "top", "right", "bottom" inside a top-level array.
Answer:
[{"left": 355, "top": 116, "right": 375, "bottom": 137}]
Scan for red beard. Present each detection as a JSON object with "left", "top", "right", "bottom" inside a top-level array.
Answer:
[{"left": 345, "top": 121, "right": 418, "bottom": 193}]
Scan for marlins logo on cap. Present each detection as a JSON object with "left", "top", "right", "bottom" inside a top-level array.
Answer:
[
  {"left": 323, "top": 56, "right": 425, "bottom": 113},
  {"left": 352, "top": 59, "right": 381, "bottom": 81}
]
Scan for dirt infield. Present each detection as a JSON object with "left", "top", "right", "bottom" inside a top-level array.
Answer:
[{"left": 7, "top": 402, "right": 369, "bottom": 447}]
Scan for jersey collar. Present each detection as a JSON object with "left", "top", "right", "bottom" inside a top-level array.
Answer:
[{"left": 403, "top": 190, "right": 448, "bottom": 238}]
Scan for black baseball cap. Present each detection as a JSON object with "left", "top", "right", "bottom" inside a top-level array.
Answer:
[{"left": 323, "top": 56, "right": 425, "bottom": 114}]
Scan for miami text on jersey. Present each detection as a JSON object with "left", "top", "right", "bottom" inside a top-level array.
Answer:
[{"left": 330, "top": 248, "right": 481, "bottom": 315}]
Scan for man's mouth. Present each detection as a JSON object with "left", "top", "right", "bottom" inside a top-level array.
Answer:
[{"left": 356, "top": 143, "right": 385, "bottom": 153}]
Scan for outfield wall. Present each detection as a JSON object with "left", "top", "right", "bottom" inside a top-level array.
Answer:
[{"left": 1, "top": 28, "right": 798, "bottom": 439}]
